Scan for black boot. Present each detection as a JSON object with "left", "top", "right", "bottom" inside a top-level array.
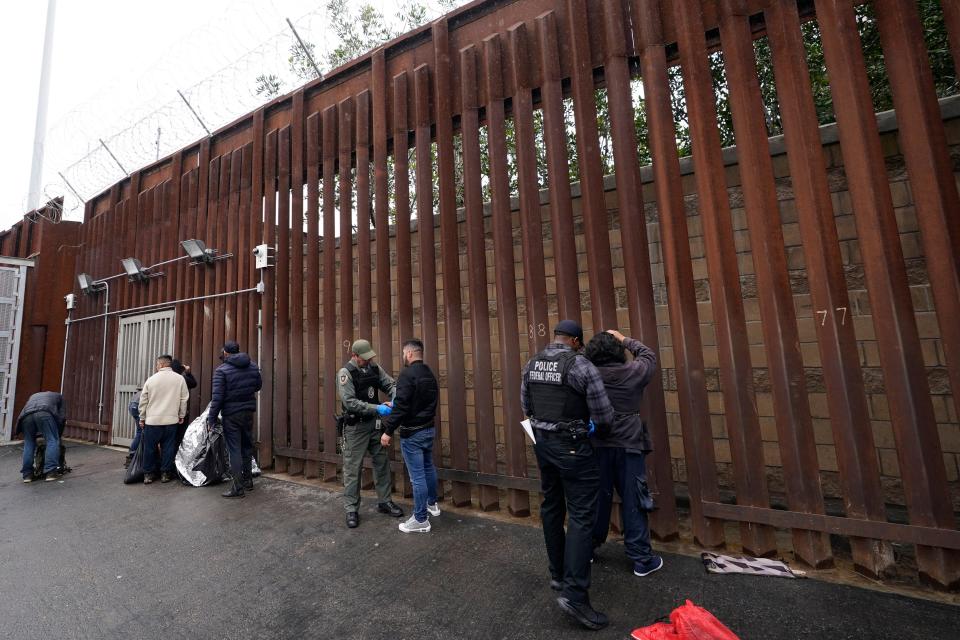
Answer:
[
  {"left": 243, "top": 474, "right": 255, "bottom": 492},
  {"left": 222, "top": 478, "right": 245, "bottom": 498}
]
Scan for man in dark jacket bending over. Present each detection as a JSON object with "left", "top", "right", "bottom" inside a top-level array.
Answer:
[
  {"left": 208, "top": 340, "right": 262, "bottom": 498},
  {"left": 16, "top": 391, "right": 66, "bottom": 482}
]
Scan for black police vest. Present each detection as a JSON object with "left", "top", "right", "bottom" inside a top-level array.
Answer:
[
  {"left": 526, "top": 350, "right": 589, "bottom": 423},
  {"left": 344, "top": 362, "right": 382, "bottom": 412}
]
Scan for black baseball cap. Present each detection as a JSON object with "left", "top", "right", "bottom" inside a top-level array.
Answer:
[
  {"left": 223, "top": 340, "right": 240, "bottom": 354},
  {"left": 554, "top": 320, "right": 584, "bottom": 343}
]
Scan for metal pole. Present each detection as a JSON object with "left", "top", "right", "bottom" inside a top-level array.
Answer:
[
  {"left": 286, "top": 18, "right": 322, "bottom": 80},
  {"left": 177, "top": 90, "right": 212, "bottom": 136},
  {"left": 60, "top": 311, "right": 71, "bottom": 394},
  {"left": 57, "top": 171, "right": 85, "bottom": 204},
  {"left": 96, "top": 280, "right": 109, "bottom": 427},
  {"left": 27, "top": 0, "right": 57, "bottom": 211},
  {"left": 99, "top": 138, "right": 128, "bottom": 176}
]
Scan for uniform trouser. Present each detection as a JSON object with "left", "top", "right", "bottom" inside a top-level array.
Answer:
[
  {"left": 592, "top": 447, "right": 654, "bottom": 563},
  {"left": 20, "top": 412, "right": 61, "bottom": 477},
  {"left": 223, "top": 411, "right": 255, "bottom": 480},
  {"left": 342, "top": 419, "right": 393, "bottom": 512},
  {"left": 534, "top": 429, "right": 600, "bottom": 605}
]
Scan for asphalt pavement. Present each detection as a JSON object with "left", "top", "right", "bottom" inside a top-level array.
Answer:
[{"left": 1, "top": 442, "right": 957, "bottom": 639}]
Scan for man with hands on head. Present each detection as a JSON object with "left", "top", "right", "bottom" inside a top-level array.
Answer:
[{"left": 337, "top": 339, "right": 403, "bottom": 528}]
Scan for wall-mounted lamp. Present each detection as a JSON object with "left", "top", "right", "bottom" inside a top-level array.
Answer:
[
  {"left": 121, "top": 257, "right": 155, "bottom": 282},
  {"left": 77, "top": 273, "right": 104, "bottom": 294},
  {"left": 181, "top": 239, "right": 231, "bottom": 265}
]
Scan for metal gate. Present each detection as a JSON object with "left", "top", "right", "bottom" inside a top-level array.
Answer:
[
  {"left": 0, "top": 257, "right": 32, "bottom": 440},
  {"left": 111, "top": 310, "right": 175, "bottom": 446}
]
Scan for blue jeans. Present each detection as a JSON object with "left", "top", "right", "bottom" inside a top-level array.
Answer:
[
  {"left": 20, "top": 412, "right": 61, "bottom": 477},
  {"left": 129, "top": 423, "right": 143, "bottom": 453},
  {"left": 143, "top": 424, "right": 178, "bottom": 474},
  {"left": 400, "top": 427, "right": 438, "bottom": 523},
  {"left": 592, "top": 447, "right": 653, "bottom": 563}
]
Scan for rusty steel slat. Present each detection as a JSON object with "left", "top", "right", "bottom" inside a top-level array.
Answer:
[
  {"left": 673, "top": 0, "right": 773, "bottom": 553},
  {"left": 355, "top": 91, "right": 373, "bottom": 342},
  {"left": 211, "top": 153, "right": 232, "bottom": 403},
  {"left": 120, "top": 197, "right": 135, "bottom": 318},
  {"left": 183, "top": 170, "right": 200, "bottom": 417},
  {"left": 305, "top": 111, "right": 322, "bottom": 478},
  {"left": 434, "top": 18, "right": 472, "bottom": 507},
  {"left": 815, "top": 0, "right": 960, "bottom": 590},
  {"left": 507, "top": 22, "right": 550, "bottom": 358},
  {"left": 372, "top": 50, "right": 394, "bottom": 372},
  {"left": 288, "top": 91, "right": 306, "bottom": 476},
  {"left": 200, "top": 158, "right": 222, "bottom": 409},
  {"left": 875, "top": 0, "right": 960, "bottom": 462},
  {"left": 236, "top": 143, "right": 253, "bottom": 351},
  {"left": 260, "top": 129, "right": 279, "bottom": 468},
  {"left": 414, "top": 64, "right": 446, "bottom": 499},
  {"left": 719, "top": 0, "right": 832, "bottom": 568},
  {"left": 483, "top": 33, "right": 531, "bottom": 517},
  {"left": 225, "top": 148, "right": 243, "bottom": 341},
  {"left": 177, "top": 171, "right": 192, "bottom": 376},
  {"left": 764, "top": 0, "right": 893, "bottom": 578},
  {"left": 168, "top": 152, "right": 184, "bottom": 310},
  {"left": 394, "top": 72, "right": 415, "bottom": 347},
  {"left": 601, "top": 0, "right": 678, "bottom": 540},
  {"left": 133, "top": 190, "right": 148, "bottom": 312},
  {"left": 187, "top": 169, "right": 204, "bottom": 419},
  {"left": 534, "top": 10, "right": 582, "bottom": 324},
  {"left": 339, "top": 95, "right": 356, "bottom": 371},
  {"left": 564, "top": 0, "right": 618, "bottom": 332},
  {"left": 274, "top": 127, "right": 292, "bottom": 473},
  {"left": 460, "top": 44, "right": 500, "bottom": 512},
  {"left": 194, "top": 141, "right": 212, "bottom": 411},
  {"left": 249, "top": 109, "right": 265, "bottom": 420},
  {"left": 321, "top": 105, "right": 340, "bottom": 482}
]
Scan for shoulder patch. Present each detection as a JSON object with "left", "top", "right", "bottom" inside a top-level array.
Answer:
[{"left": 339, "top": 373, "right": 348, "bottom": 385}]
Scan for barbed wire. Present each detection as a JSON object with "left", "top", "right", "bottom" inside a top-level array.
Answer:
[{"left": 37, "top": 0, "right": 460, "bottom": 221}]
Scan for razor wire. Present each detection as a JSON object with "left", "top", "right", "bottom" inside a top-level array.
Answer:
[{"left": 36, "top": 0, "right": 462, "bottom": 221}]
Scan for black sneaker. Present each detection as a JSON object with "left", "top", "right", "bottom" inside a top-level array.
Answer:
[
  {"left": 160, "top": 472, "right": 174, "bottom": 483},
  {"left": 557, "top": 597, "right": 609, "bottom": 630},
  {"left": 377, "top": 501, "right": 403, "bottom": 517},
  {"left": 346, "top": 512, "right": 359, "bottom": 528},
  {"left": 243, "top": 476, "right": 255, "bottom": 492}
]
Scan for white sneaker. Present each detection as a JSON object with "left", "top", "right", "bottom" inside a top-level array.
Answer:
[
  {"left": 427, "top": 502, "right": 441, "bottom": 517},
  {"left": 399, "top": 515, "right": 431, "bottom": 533}
]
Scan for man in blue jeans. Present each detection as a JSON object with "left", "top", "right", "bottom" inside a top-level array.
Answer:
[
  {"left": 380, "top": 339, "right": 440, "bottom": 533},
  {"left": 16, "top": 391, "right": 66, "bottom": 482},
  {"left": 584, "top": 329, "right": 663, "bottom": 578},
  {"left": 138, "top": 355, "right": 189, "bottom": 484}
]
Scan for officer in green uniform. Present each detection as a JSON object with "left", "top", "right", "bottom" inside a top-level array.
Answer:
[{"left": 336, "top": 339, "right": 404, "bottom": 528}]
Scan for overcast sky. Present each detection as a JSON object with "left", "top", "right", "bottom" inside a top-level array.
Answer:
[{"left": 0, "top": 0, "right": 430, "bottom": 231}]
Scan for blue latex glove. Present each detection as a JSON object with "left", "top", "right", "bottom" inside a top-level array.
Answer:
[
  {"left": 588, "top": 420, "right": 596, "bottom": 437},
  {"left": 376, "top": 404, "right": 393, "bottom": 417}
]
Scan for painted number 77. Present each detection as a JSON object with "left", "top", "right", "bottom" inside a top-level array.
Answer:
[{"left": 816, "top": 307, "right": 848, "bottom": 326}]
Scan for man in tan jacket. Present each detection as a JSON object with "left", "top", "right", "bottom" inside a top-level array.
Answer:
[{"left": 138, "top": 354, "right": 189, "bottom": 484}]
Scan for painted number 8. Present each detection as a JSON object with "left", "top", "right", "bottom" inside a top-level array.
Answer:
[{"left": 528, "top": 323, "right": 546, "bottom": 340}]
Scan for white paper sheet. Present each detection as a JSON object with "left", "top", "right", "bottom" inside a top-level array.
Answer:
[{"left": 520, "top": 418, "right": 536, "bottom": 444}]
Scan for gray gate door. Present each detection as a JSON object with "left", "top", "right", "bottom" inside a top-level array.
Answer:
[
  {"left": 0, "top": 258, "right": 31, "bottom": 441},
  {"left": 111, "top": 310, "right": 175, "bottom": 446}
]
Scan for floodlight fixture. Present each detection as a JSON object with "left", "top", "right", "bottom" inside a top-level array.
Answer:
[
  {"left": 121, "top": 257, "right": 150, "bottom": 282},
  {"left": 181, "top": 239, "right": 230, "bottom": 265},
  {"left": 77, "top": 273, "right": 103, "bottom": 294}
]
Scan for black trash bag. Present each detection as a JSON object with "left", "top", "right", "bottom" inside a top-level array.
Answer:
[
  {"left": 192, "top": 423, "right": 228, "bottom": 485},
  {"left": 124, "top": 439, "right": 146, "bottom": 484}
]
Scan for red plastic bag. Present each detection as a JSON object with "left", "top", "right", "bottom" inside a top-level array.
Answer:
[{"left": 632, "top": 600, "right": 740, "bottom": 640}]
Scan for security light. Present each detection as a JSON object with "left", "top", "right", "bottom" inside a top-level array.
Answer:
[
  {"left": 181, "top": 239, "right": 214, "bottom": 264},
  {"left": 77, "top": 273, "right": 96, "bottom": 294},
  {"left": 121, "top": 257, "right": 149, "bottom": 282}
]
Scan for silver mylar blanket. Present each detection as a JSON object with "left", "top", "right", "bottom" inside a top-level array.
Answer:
[{"left": 175, "top": 405, "right": 262, "bottom": 487}]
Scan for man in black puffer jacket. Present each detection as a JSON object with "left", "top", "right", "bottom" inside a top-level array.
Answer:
[{"left": 208, "top": 340, "right": 262, "bottom": 498}]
